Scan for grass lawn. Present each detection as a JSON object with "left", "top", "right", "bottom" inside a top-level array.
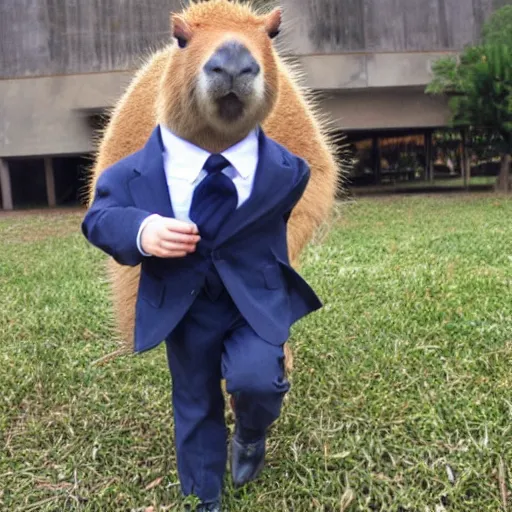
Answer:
[{"left": 1, "top": 194, "right": 511, "bottom": 511}]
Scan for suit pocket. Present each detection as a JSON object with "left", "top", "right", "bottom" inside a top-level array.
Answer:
[
  {"left": 139, "top": 272, "right": 165, "bottom": 308},
  {"left": 273, "top": 254, "right": 322, "bottom": 311},
  {"left": 262, "top": 263, "right": 283, "bottom": 290}
]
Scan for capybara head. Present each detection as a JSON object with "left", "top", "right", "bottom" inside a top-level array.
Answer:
[{"left": 157, "top": 0, "right": 282, "bottom": 150}]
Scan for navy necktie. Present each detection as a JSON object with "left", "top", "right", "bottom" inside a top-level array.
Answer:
[
  {"left": 189, "top": 154, "right": 238, "bottom": 301},
  {"left": 189, "top": 154, "right": 238, "bottom": 241}
]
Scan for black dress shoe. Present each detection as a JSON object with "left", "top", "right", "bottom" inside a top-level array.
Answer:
[
  {"left": 230, "top": 433, "right": 266, "bottom": 487},
  {"left": 185, "top": 500, "right": 221, "bottom": 512},
  {"left": 197, "top": 501, "right": 221, "bottom": 512}
]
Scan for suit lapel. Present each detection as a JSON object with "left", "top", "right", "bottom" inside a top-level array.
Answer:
[
  {"left": 128, "top": 126, "right": 174, "bottom": 218},
  {"left": 215, "top": 129, "right": 297, "bottom": 246}
]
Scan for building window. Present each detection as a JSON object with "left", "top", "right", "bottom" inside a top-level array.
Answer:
[
  {"left": 53, "top": 155, "right": 92, "bottom": 207},
  {"left": 9, "top": 158, "right": 47, "bottom": 208}
]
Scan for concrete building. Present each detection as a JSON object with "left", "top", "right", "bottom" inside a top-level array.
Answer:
[{"left": 0, "top": 0, "right": 508, "bottom": 209}]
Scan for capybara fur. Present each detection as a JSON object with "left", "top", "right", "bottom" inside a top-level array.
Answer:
[{"left": 87, "top": 0, "right": 340, "bottom": 373}]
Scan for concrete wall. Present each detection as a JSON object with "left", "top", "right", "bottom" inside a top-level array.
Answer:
[
  {"left": 0, "top": 0, "right": 182, "bottom": 79},
  {"left": 2, "top": 0, "right": 508, "bottom": 79},
  {"left": 320, "top": 88, "right": 451, "bottom": 131},
  {"left": 0, "top": 71, "right": 134, "bottom": 157},
  {"left": 297, "top": 52, "right": 455, "bottom": 90},
  {"left": 280, "top": 0, "right": 509, "bottom": 54}
]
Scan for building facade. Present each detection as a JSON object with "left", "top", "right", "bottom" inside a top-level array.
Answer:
[{"left": 0, "top": 0, "right": 508, "bottom": 209}]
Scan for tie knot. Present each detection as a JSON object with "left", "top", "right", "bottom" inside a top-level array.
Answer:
[{"left": 203, "top": 154, "right": 230, "bottom": 174}]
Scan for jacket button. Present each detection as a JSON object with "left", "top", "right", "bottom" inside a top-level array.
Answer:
[{"left": 191, "top": 290, "right": 196, "bottom": 296}]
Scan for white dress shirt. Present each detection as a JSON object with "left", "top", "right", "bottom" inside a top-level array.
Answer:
[{"left": 136, "top": 124, "right": 259, "bottom": 255}]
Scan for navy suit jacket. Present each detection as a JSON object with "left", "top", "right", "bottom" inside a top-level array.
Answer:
[{"left": 82, "top": 126, "right": 322, "bottom": 353}]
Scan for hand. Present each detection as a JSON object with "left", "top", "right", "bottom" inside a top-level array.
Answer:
[{"left": 141, "top": 215, "right": 200, "bottom": 258}]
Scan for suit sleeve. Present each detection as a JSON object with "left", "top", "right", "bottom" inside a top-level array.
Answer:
[
  {"left": 81, "top": 169, "right": 153, "bottom": 267},
  {"left": 283, "top": 157, "right": 311, "bottom": 223}
]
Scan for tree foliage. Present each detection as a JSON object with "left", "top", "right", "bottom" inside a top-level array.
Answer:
[
  {"left": 426, "top": 5, "right": 512, "bottom": 189},
  {"left": 481, "top": 5, "right": 512, "bottom": 47}
]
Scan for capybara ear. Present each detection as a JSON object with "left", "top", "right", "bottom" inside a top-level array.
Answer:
[
  {"left": 264, "top": 7, "right": 282, "bottom": 39},
  {"left": 171, "top": 14, "right": 192, "bottom": 48}
]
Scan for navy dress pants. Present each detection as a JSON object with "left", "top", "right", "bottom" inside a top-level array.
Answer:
[{"left": 165, "top": 288, "right": 290, "bottom": 503}]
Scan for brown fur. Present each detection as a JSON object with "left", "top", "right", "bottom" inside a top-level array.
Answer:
[{"left": 88, "top": 0, "right": 340, "bottom": 372}]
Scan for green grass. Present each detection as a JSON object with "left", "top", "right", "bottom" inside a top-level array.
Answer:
[{"left": 1, "top": 195, "right": 511, "bottom": 511}]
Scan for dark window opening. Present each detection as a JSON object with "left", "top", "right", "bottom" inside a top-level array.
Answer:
[
  {"left": 9, "top": 158, "right": 47, "bottom": 208},
  {"left": 343, "top": 128, "right": 499, "bottom": 194},
  {"left": 53, "top": 155, "right": 93, "bottom": 207},
  {"left": 7, "top": 154, "right": 93, "bottom": 209}
]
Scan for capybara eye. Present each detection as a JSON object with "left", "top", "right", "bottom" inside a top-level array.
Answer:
[
  {"left": 176, "top": 37, "right": 188, "bottom": 49},
  {"left": 268, "top": 29, "right": 280, "bottom": 39}
]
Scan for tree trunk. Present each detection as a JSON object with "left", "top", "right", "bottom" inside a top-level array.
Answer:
[
  {"left": 461, "top": 129, "right": 470, "bottom": 189},
  {"left": 496, "top": 153, "right": 511, "bottom": 192}
]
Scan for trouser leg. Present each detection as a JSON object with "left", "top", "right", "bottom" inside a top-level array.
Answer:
[
  {"left": 165, "top": 291, "right": 238, "bottom": 502},
  {"left": 222, "top": 323, "right": 290, "bottom": 440}
]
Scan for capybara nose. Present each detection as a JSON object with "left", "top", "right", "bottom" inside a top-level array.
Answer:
[{"left": 204, "top": 41, "right": 261, "bottom": 83}]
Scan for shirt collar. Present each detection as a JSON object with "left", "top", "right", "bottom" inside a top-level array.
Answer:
[
  {"left": 159, "top": 124, "right": 259, "bottom": 183},
  {"left": 220, "top": 129, "right": 259, "bottom": 179}
]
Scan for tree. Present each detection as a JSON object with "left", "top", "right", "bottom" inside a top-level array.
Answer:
[
  {"left": 482, "top": 5, "right": 512, "bottom": 47},
  {"left": 426, "top": 6, "right": 512, "bottom": 191}
]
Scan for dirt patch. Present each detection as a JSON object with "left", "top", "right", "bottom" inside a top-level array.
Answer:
[
  {"left": 0, "top": 208, "right": 85, "bottom": 243},
  {"left": 0, "top": 206, "right": 85, "bottom": 218}
]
